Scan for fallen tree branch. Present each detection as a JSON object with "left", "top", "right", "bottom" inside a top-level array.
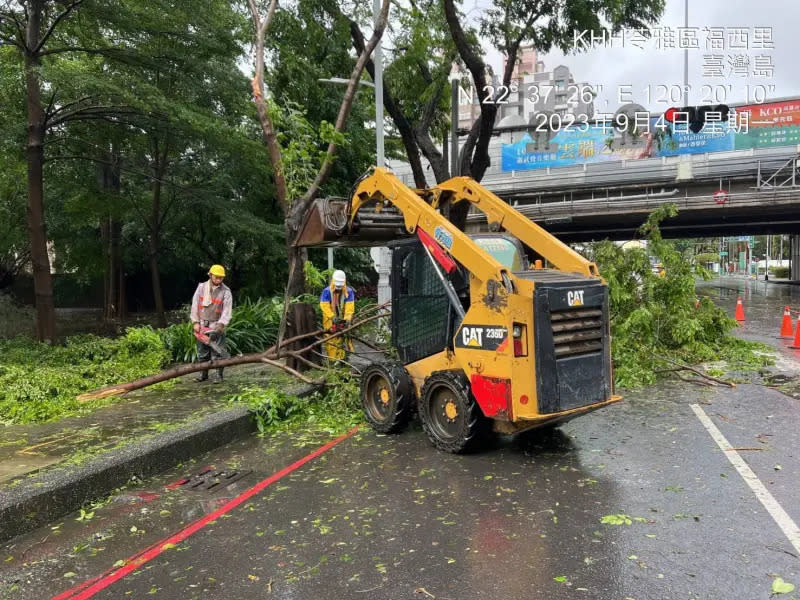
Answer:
[
  {"left": 260, "top": 357, "right": 321, "bottom": 385},
  {"left": 656, "top": 355, "right": 736, "bottom": 388},
  {"left": 675, "top": 373, "right": 714, "bottom": 387},
  {"left": 76, "top": 311, "right": 386, "bottom": 401},
  {"left": 286, "top": 350, "right": 324, "bottom": 373}
]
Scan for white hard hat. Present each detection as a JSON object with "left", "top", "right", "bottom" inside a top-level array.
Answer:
[{"left": 332, "top": 270, "right": 346, "bottom": 287}]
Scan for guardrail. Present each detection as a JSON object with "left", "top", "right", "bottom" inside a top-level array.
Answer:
[
  {"left": 467, "top": 186, "right": 800, "bottom": 223},
  {"left": 391, "top": 146, "right": 800, "bottom": 196}
]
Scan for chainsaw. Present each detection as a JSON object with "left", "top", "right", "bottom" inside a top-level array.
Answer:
[{"left": 193, "top": 326, "right": 230, "bottom": 358}]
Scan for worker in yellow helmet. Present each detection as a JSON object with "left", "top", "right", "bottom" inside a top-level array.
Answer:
[
  {"left": 319, "top": 269, "right": 355, "bottom": 361},
  {"left": 190, "top": 264, "right": 233, "bottom": 382}
]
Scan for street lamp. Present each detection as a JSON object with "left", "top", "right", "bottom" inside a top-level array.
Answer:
[
  {"left": 319, "top": 7, "right": 387, "bottom": 299},
  {"left": 318, "top": 77, "right": 375, "bottom": 89},
  {"left": 317, "top": 69, "right": 384, "bottom": 270}
]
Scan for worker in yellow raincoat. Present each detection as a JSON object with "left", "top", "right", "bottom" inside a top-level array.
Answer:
[{"left": 320, "top": 270, "right": 355, "bottom": 360}]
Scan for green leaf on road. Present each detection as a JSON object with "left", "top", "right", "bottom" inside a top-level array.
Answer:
[
  {"left": 553, "top": 576, "right": 567, "bottom": 583},
  {"left": 601, "top": 514, "right": 632, "bottom": 525},
  {"left": 771, "top": 577, "right": 795, "bottom": 595}
]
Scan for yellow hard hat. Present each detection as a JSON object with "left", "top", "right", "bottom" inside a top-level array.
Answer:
[{"left": 209, "top": 264, "right": 226, "bottom": 277}]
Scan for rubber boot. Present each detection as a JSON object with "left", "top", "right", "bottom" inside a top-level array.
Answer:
[
  {"left": 212, "top": 368, "right": 224, "bottom": 384},
  {"left": 195, "top": 370, "right": 209, "bottom": 382}
]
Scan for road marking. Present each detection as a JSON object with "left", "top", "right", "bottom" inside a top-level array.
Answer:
[
  {"left": 691, "top": 404, "right": 800, "bottom": 555},
  {"left": 52, "top": 425, "right": 361, "bottom": 600}
]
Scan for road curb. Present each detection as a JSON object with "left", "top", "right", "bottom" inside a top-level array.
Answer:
[{"left": 0, "top": 384, "right": 319, "bottom": 544}]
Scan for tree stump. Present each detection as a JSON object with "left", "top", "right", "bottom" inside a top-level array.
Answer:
[{"left": 285, "top": 303, "right": 320, "bottom": 372}]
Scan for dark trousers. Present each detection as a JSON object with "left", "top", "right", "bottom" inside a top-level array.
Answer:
[{"left": 196, "top": 332, "right": 228, "bottom": 378}]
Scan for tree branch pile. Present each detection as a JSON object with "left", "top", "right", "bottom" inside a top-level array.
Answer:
[{"left": 76, "top": 304, "right": 388, "bottom": 402}]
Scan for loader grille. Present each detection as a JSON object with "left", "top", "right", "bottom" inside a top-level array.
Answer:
[
  {"left": 550, "top": 307, "right": 604, "bottom": 358},
  {"left": 525, "top": 276, "right": 612, "bottom": 415}
]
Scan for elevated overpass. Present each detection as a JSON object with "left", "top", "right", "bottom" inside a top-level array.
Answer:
[
  {"left": 478, "top": 146, "right": 800, "bottom": 241},
  {"left": 389, "top": 144, "right": 800, "bottom": 278}
]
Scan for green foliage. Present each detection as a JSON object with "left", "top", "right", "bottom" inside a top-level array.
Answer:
[
  {"left": 479, "top": 0, "right": 665, "bottom": 56},
  {"left": 0, "top": 327, "right": 171, "bottom": 424},
  {"left": 229, "top": 368, "right": 363, "bottom": 435},
  {"left": 588, "top": 205, "right": 771, "bottom": 388},
  {"left": 693, "top": 252, "right": 719, "bottom": 264},
  {"left": 228, "top": 386, "right": 307, "bottom": 433},
  {"left": 160, "top": 297, "right": 283, "bottom": 362},
  {"left": 269, "top": 101, "right": 348, "bottom": 202},
  {"left": 304, "top": 262, "right": 333, "bottom": 296},
  {"left": 771, "top": 266, "right": 790, "bottom": 279},
  {"left": 225, "top": 297, "right": 283, "bottom": 356},
  {"left": 160, "top": 320, "right": 197, "bottom": 363}
]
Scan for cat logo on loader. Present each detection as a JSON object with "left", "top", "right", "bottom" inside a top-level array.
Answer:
[
  {"left": 462, "top": 326, "right": 483, "bottom": 347},
  {"left": 567, "top": 290, "right": 585, "bottom": 307}
]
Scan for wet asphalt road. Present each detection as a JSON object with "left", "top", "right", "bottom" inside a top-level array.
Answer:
[{"left": 2, "top": 279, "right": 800, "bottom": 600}]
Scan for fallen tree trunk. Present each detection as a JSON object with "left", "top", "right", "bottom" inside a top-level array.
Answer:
[{"left": 77, "top": 309, "right": 387, "bottom": 401}]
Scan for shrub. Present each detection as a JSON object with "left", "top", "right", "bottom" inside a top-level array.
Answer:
[
  {"left": 770, "top": 266, "right": 790, "bottom": 279},
  {"left": 160, "top": 297, "right": 283, "bottom": 362},
  {"left": 588, "top": 205, "right": 771, "bottom": 388}
]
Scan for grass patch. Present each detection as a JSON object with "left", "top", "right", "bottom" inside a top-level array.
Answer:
[{"left": 0, "top": 327, "right": 171, "bottom": 424}]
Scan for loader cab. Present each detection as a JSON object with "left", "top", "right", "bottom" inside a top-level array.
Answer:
[
  {"left": 471, "top": 234, "right": 528, "bottom": 271},
  {"left": 388, "top": 233, "right": 525, "bottom": 365}
]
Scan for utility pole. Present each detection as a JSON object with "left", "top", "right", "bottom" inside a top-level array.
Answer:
[
  {"left": 450, "top": 67, "right": 460, "bottom": 177},
  {"left": 766, "top": 235, "right": 770, "bottom": 280},
  {"left": 374, "top": 0, "right": 384, "bottom": 168}
]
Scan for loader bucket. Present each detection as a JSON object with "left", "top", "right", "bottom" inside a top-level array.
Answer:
[{"left": 294, "top": 197, "right": 409, "bottom": 248}]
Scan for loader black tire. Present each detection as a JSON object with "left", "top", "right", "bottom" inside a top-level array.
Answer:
[
  {"left": 360, "top": 362, "right": 415, "bottom": 434},
  {"left": 420, "top": 371, "right": 485, "bottom": 454}
]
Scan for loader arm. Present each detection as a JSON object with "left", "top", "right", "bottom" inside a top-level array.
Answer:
[
  {"left": 433, "top": 177, "right": 599, "bottom": 278},
  {"left": 348, "top": 168, "right": 599, "bottom": 281},
  {"left": 350, "top": 168, "right": 515, "bottom": 290}
]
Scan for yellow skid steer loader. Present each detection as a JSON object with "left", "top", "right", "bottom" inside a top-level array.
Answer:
[{"left": 296, "top": 168, "right": 620, "bottom": 453}]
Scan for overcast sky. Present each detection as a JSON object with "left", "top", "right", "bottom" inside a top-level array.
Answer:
[{"left": 477, "top": 0, "right": 795, "bottom": 114}]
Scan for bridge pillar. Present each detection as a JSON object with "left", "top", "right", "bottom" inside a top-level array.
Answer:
[{"left": 792, "top": 235, "right": 800, "bottom": 281}]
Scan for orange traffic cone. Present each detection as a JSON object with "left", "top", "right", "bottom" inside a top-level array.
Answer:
[
  {"left": 735, "top": 297, "right": 745, "bottom": 322},
  {"left": 780, "top": 306, "right": 794, "bottom": 338},
  {"left": 790, "top": 320, "right": 800, "bottom": 349}
]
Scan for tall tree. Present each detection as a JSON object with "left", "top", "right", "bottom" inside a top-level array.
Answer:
[
  {"left": 0, "top": 0, "right": 142, "bottom": 339},
  {"left": 442, "top": 0, "right": 666, "bottom": 227},
  {"left": 249, "top": 0, "right": 390, "bottom": 304},
  {"left": 332, "top": 0, "right": 456, "bottom": 188}
]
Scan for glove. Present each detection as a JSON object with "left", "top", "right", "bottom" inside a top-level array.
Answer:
[{"left": 215, "top": 323, "right": 226, "bottom": 334}]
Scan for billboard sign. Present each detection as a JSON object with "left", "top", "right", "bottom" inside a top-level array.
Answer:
[{"left": 501, "top": 99, "right": 800, "bottom": 172}]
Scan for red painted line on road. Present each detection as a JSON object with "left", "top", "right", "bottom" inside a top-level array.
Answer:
[
  {"left": 164, "top": 477, "right": 189, "bottom": 490},
  {"left": 52, "top": 426, "right": 360, "bottom": 600}
]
